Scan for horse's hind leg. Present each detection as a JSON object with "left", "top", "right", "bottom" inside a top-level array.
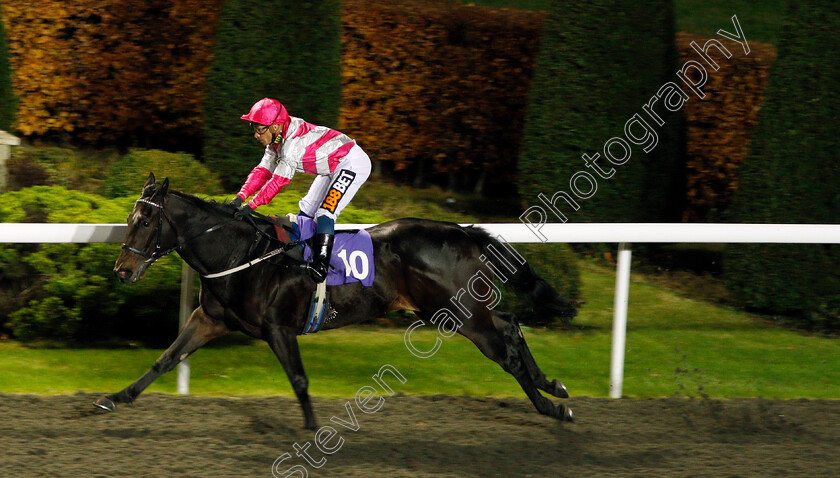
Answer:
[
  {"left": 264, "top": 324, "right": 317, "bottom": 431},
  {"left": 456, "top": 310, "right": 573, "bottom": 422},
  {"left": 494, "top": 312, "right": 569, "bottom": 399}
]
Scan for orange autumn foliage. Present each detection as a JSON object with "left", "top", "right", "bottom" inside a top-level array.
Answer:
[
  {"left": 678, "top": 33, "right": 776, "bottom": 222},
  {"left": 340, "top": 0, "right": 544, "bottom": 186},
  {"left": 0, "top": 0, "right": 221, "bottom": 143}
]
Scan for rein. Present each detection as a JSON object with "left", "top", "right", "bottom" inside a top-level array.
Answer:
[
  {"left": 202, "top": 245, "right": 291, "bottom": 279},
  {"left": 204, "top": 209, "right": 305, "bottom": 279}
]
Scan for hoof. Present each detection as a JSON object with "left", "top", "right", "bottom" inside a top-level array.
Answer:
[
  {"left": 94, "top": 397, "right": 116, "bottom": 412},
  {"left": 553, "top": 380, "right": 570, "bottom": 399},
  {"left": 304, "top": 418, "right": 318, "bottom": 431},
  {"left": 553, "top": 404, "right": 574, "bottom": 422},
  {"left": 563, "top": 406, "right": 574, "bottom": 423}
]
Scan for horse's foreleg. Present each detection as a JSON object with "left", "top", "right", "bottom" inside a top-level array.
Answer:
[
  {"left": 264, "top": 324, "right": 317, "bottom": 431},
  {"left": 494, "top": 312, "right": 569, "bottom": 399},
  {"left": 94, "top": 306, "right": 228, "bottom": 411}
]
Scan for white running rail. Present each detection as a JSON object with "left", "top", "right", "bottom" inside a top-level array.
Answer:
[{"left": 4, "top": 222, "right": 840, "bottom": 398}]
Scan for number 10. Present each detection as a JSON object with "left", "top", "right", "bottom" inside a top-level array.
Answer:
[{"left": 337, "top": 249, "right": 370, "bottom": 280}]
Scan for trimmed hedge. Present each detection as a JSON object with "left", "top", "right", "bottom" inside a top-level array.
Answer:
[
  {"left": 340, "top": 0, "right": 544, "bottom": 191},
  {"left": 0, "top": 0, "right": 221, "bottom": 146},
  {"left": 101, "top": 149, "right": 223, "bottom": 199},
  {"left": 724, "top": 2, "right": 840, "bottom": 329},
  {"left": 202, "top": 0, "right": 342, "bottom": 190},
  {"left": 517, "top": 0, "right": 684, "bottom": 223},
  {"left": 0, "top": 6, "right": 14, "bottom": 131},
  {"left": 679, "top": 33, "right": 776, "bottom": 222}
]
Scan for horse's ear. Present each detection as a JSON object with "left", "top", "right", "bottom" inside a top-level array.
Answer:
[
  {"left": 141, "top": 172, "right": 157, "bottom": 198},
  {"left": 156, "top": 177, "right": 170, "bottom": 197}
]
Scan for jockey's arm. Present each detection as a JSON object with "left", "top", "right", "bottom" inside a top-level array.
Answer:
[{"left": 243, "top": 150, "right": 296, "bottom": 209}]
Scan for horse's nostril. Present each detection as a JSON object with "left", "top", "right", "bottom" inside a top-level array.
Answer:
[{"left": 115, "top": 269, "right": 132, "bottom": 280}]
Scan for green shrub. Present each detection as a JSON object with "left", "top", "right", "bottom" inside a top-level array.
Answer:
[
  {"left": 0, "top": 185, "right": 389, "bottom": 343},
  {"left": 102, "top": 149, "right": 223, "bottom": 199},
  {"left": 9, "top": 296, "right": 81, "bottom": 342},
  {"left": 724, "top": 2, "right": 840, "bottom": 329},
  {"left": 497, "top": 242, "right": 580, "bottom": 327},
  {"left": 0, "top": 186, "right": 183, "bottom": 343},
  {"left": 231, "top": 191, "right": 389, "bottom": 225},
  {"left": 6, "top": 146, "right": 78, "bottom": 191},
  {"left": 517, "top": 0, "right": 684, "bottom": 223},
  {"left": 202, "top": 0, "right": 341, "bottom": 190},
  {"left": 7, "top": 145, "right": 124, "bottom": 194}
]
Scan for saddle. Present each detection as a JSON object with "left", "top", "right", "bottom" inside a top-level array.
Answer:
[
  {"left": 269, "top": 216, "right": 303, "bottom": 262},
  {"left": 271, "top": 214, "right": 375, "bottom": 335},
  {"left": 281, "top": 214, "right": 375, "bottom": 287}
]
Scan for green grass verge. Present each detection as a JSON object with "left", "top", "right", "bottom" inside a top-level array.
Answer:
[{"left": 1, "top": 261, "right": 837, "bottom": 399}]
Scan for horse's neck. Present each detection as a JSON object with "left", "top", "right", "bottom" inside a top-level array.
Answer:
[{"left": 168, "top": 194, "right": 257, "bottom": 276}]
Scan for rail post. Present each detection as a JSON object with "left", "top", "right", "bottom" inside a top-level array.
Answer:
[
  {"left": 610, "top": 242, "right": 632, "bottom": 398},
  {"left": 177, "top": 262, "right": 196, "bottom": 395},
  {"left": 0, "top": 130, "right": 21, "bottom": 192}
]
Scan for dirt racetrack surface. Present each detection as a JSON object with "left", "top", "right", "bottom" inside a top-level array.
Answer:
[{"left": 1, "top": 393, "right": 837, "bottom": 477}]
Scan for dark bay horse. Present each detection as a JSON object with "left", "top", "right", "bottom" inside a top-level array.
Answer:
[{"left": 99, "top": 173, "right": 577, "bottom": 429}]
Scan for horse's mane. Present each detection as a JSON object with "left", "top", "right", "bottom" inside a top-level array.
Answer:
[
  {"left": 169, "top": 189, "right": 232, "bottom": 216},
  {"left": 154, "top": 187, "right": 283, "bottom": 231}
]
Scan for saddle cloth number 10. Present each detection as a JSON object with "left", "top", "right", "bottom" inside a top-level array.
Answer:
[{"left": 337, "top": 249, "right": 370, "bottom": 280}]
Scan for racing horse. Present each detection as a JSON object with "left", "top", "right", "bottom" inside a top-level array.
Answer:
[{"left": 99, "top": 173, "right": 577, "bottom": 429}]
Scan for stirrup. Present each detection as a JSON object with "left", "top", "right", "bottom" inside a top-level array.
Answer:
[{"left": 302, "top": 281, "right": 330, "bottom": 335}]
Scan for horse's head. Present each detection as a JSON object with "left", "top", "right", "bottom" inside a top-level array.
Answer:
[{"left": 114, "top": 172, "right": 178, "bottom": 284}]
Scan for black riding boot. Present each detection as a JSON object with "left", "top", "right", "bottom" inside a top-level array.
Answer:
[{"left": 308, "top": 233, "right": 334, "bottom": 283}]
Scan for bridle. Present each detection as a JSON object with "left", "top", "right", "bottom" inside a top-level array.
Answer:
[
  {"left": 121, "top": 194, "right": 304, "bottom": 278},
  {"left": 121, "top": 197, "right": 181, "bottom": 267},
  {"left": 121, "top": 196, "right": 225, "bottom": 268}
]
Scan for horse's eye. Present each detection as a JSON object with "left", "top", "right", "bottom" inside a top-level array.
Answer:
[{"left": 142, "top": 220, "right": 150, "bottom": 228}]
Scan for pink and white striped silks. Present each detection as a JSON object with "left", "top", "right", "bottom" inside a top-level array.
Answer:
[{"left": 237, "top": 116, "right": 357, "bottom": 209}]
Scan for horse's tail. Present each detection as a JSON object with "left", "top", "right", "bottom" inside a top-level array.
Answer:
[{"left": 462, "top": 226, "right": 578, "bottom": 324}]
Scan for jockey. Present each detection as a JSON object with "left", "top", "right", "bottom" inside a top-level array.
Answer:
[{"left": 231, "top": 98, "right": 372, "bottom": 284}]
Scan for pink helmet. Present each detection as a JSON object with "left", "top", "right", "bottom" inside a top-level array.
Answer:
[{"left": 240, "top": 98, "right": 289, "bottom": 126}]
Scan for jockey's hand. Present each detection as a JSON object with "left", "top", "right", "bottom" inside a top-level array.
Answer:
[
  {"left": 229, "top": 195, "right": 243, "bottom": 209},
  {"left": 234, "top": 204, "right": 256, "bottom": 221}
]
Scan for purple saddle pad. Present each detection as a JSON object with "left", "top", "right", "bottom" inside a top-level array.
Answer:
[{"left": 296, "top": 216, "right": 375, "bottom": 287}]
